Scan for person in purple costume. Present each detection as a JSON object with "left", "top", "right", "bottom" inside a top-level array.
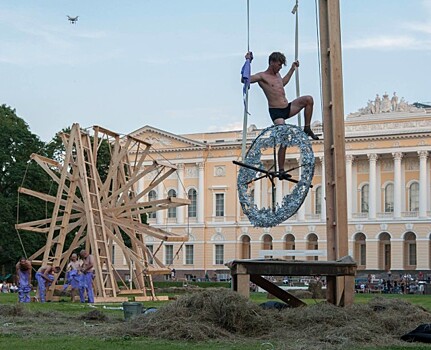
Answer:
[
  {"left": 16, "top": 257, "right": 32, "bottom": 303},
  {"left": 79, "top": 250, "right": 95, "bottom": 303},
  {"left": 35, "top": 265, "right": 60, "bottom": 302},
  {"left": 62, "top": 253, "right": 82, "bottom": 302},
  {"left": 242, "top": 51, "right": 319, "bottom": 180}
]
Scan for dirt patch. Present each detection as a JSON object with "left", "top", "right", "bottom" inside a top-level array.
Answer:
[
  {"left": 79, "top": 309, "right": 109, "bottom": 322},
  {"left": 0, "top": 304, "right": 27, "bottom": 317}
]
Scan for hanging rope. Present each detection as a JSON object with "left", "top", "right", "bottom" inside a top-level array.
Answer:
[
  {"left": 241, "top": 0, "right": 251, "bottom": 160},
  {"left": 291, "top": 0, "right": 302, "bottom": 127}
]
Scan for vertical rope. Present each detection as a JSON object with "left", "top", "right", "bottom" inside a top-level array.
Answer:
[
  {"left": 314, "top": 0, "right": 324, "bottom": 121},
  {"left": 292, "top": 0, "right": 302, "bottom": 127},
  {"left": 241, "top": 0, "right": 251, "bottom": 161}
]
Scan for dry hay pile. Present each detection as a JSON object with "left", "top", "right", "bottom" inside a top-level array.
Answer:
[
  {"left": 121, "top": 288, "right": 272, "bottom": 341},
  {"left": 119, "top": 289, "right": 431, "bottom": 349}
]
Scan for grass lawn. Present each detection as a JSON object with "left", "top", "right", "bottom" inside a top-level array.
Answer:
[{"left": 1, "top": 290, "right": 431, "bottom": 349}]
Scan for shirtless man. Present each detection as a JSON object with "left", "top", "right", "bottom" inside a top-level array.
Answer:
[
  {"left": 79, "top": 250, "right": 95, "bottom": 303},
  {"left": 243, "top": 51, "right": 319, "bottom": 179},
  {"left": 35, "top": 265, "right": 60, "bottom": 302}
]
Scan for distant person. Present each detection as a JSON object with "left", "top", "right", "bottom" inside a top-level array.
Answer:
[
  {"left": 242, "top": 51, "right": 319, "bottom": 179},
  {"left": 79, "top": 250, "right": 95, "bottom": 303},
  {"left": 16, "top": 257, "right": 32, "bottom": 303},
  {"left": 35, "top": 265, "right": 60, "bottom": 302},
  {"left": 62, "top": 253, "right": 82, "bottom": 302}
]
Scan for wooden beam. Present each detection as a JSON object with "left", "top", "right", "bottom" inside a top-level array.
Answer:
[{"left": 250, "top": 274, "right": 306, "bottom": 308}]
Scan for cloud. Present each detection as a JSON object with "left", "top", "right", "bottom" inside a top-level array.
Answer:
[
  {"left": 207, "top": 121, "right": 243, "bottom": 132},
  {"left": 343, "top": 35, "right": 431, "bottom": 51}
]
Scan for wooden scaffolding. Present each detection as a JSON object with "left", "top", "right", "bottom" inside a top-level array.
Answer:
[{"left": 16, "top": 123, "right": 190, "bottom": 302}]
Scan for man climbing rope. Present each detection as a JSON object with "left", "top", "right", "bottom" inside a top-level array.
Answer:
[{"left": 242, "top": 51, "right": 319, "bottom": 179}]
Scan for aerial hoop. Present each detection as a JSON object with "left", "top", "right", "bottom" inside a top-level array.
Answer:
[{"left": 235, "top": 124, "right": 315, "bottom": 227}]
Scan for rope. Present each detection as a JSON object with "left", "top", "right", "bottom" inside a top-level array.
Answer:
[
  {"left": 314, "top": 0, "right": 324, "bottom": 121},
  {"left": 292, "top": 0, "right": 302, "bottom": 128},
  {"left": 241, "top": 0, "right": 251, "bottom": 160}
]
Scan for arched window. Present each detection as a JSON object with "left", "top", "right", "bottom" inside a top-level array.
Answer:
[
  {"left": 378, "top": 232, "right": 391, "bottom": 271},
  {"left": 187, "top": 188, "right": 197, "bottom": 218},
  {"left": 384, "top": 183, "right": 394, "bottom": 213},
  {"left": 284, "top": 234, "right": 295, "bottom": 261},
  {"left": 315, "top": 186, "right": 322, "bottom": 215},
  {"left": 306, "top": 233, "right": 319, "bottom": 261},
  {"left": 361, "top": 184, "right": 369, "bottom": 213},
  {"left": 167, "top": 189, "right": 177, "bottom": 218},
  {"left": 409, "top": 182, "right": 419, "bottom": 212},
  {"left": 354, "top": 233, "right": 366, "bottom": 267},
  {"left": 404, "top": 232, "right": 417, "bottom": 267},
  {"left": 262, "top": 234, "right": 273, "bottom": 258},
  {"left": 148, "top": 190, "right": 157, "bottom": 219},
  {"left": 240, "top": 235, "right": 251, "bottom": 259}
]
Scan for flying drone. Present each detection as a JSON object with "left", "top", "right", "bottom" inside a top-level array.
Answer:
[{"left": 67, "top": 16, "right": 79, "bottom": 24}]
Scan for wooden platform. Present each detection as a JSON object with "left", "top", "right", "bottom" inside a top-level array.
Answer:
[{"left": 226, "top": 256, "right": 357, "bottom": 307}]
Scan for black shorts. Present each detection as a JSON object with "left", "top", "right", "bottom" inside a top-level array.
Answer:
[{"left": 269, "top": 103, "right": 292, "bottom": 122}]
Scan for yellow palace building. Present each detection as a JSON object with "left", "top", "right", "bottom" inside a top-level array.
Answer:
[{"left": 113, "top": 94, "right": 431, "bottom": 280}]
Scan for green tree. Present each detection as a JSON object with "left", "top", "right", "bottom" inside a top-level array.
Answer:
[{"left": 0, "top": 104, "right": 52, "bottom": 275}]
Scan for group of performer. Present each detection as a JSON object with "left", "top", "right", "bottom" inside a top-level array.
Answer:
[{"left": 15, "top": 250, "right": 95, "bottom": 303}]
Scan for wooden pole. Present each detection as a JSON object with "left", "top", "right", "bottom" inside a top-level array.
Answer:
[{"left": 318, "top": 0, "right": 353, "bottom": 306}]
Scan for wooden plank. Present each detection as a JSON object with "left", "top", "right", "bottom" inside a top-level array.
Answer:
[
  {"left": 94, "top": 297, "right": 129, "bottom": 303},
  {"left": 227, "top": 259, "right": 356, "bottom": 277},
  {"left": 118, "top": 289, "right": 145, "bottom": 295},
  {"left": 134, "top": 295, "right": 169, "bottom": 302},
  {"left": 250, "top": 274, "right": 306, "bottom": 308}
]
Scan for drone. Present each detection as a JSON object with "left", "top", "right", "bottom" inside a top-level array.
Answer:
[{"left": 67, "top": 16, "right": 79, "bottom": 24}]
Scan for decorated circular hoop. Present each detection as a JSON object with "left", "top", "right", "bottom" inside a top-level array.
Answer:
[{"left": 237, "top": 124, "right": 315, "bottom": 227}]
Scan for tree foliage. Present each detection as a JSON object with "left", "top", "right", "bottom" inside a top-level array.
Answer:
[{"left": 0, "top": 104, "right": 52, "bottom": 274}]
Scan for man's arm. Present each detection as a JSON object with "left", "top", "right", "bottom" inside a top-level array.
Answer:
[{"left": 282, "top": 60, "right": 299, "bottom": 86}]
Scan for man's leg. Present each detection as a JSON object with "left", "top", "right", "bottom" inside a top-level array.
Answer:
[
  {"left": 272, "top": 119, "right": 291, "bottom": 179},
  {"left": 36, "top": 273, "right": 46, "bottom": 303},
  {"left": 289, "top": 95, "right": 319, "bottom": 140},
  {"left": 86, "top": 273, "right": 94, "bottom": 303}
]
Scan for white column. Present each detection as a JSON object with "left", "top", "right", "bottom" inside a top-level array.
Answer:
[
  {"left": 197, "top": 163, "right": 205, "bottom": 223},
  {"left": 320, "top": 157, "right": 326, "bottom": 221},
  {"left": 276, "top": 178, "right": 283, "bottom": 206},
  {"left": 254, "top": 176, "right": 261, "bottom": 208},
  {"left": 177, "top": 164, "right": 185, "bottom": 224},
  {"left": 261, "top": 177, "right": 268, "bottom": 208},
  {"left": 418, "top": 151, "right": 428, "bottom": 218},
  {"left": 156, "top": 181, "right": 164, "bottom": 225},
  {"left": 393, "top": 152, "right": 403, "bottom": 219},
  {"left": 297, "top": 157, "right": 305, "bottom": 221},
  {"left": 346, "top": 154, "right": 353, "bottom": 220},
  {"left": 368, "top": 153, "right": 378, "bottom": 219}
]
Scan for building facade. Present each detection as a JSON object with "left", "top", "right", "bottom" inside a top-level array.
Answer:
[{"left": 112, "top": 95, "right": 431, "bottom": 280}]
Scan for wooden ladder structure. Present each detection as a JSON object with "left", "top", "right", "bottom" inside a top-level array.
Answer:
[{"left": 16, "top": 123, "right": 190, "bottom": 302}]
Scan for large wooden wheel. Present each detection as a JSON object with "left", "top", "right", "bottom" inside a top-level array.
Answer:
[{"left": 15, "top": 123, "right": 190, "bottom": 302}]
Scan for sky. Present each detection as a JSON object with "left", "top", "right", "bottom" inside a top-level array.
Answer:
[{"left": 0, "top": 0, "right": 430, "bottom": 142}]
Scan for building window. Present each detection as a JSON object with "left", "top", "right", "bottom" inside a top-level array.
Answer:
[
  {"left": 185, "top": 245, "right": 194, "bottom": 265},
  {"left": 409, "top": 182, "right": 419, "bottom": 212},
  {"left": 165, "top": 244, "right": 173, "bottom": 265},
  {"left": 361, "top": 184, "right": 369, "bottom": 213},
  {"left": 215, "top": 193, "right": 225, "bottom": 217},
  {"left": 384, "top": 184, "right": 394, "bottom": 213},
  {"left": 146, "top": 244, "right": 154, "bottom": 265},
  {"left": 148, "top": 190, "right": 157, "bottom": 219},
  {"left": 284, "top": 234, "right": 295, "bottom": 261},
  {"left": 315, "top": 186, "right": 322, "bottom": 214},
  {"left": 188, "top": 188, "right": 197, "bottom": 218},
  {"left": 307, "top": 233, "right": 319, "bottom": 261},
  {"left": 405, "top": 232, "right": 417, "bottom": 266},
  {"left": 215, "top": 244, "right": 224, "bottom": 264},
  {"left": 354, "top": 233, "right": 366, "bottom": 267},
  {"left": 111, "top": 244, "right": 115, "bottom": 264},
  {"left": 241, "top": 235, "right": 251, "bottom": 259},
  {"left": 168, "top": 189, "right": 177, "bottom": 218}
]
